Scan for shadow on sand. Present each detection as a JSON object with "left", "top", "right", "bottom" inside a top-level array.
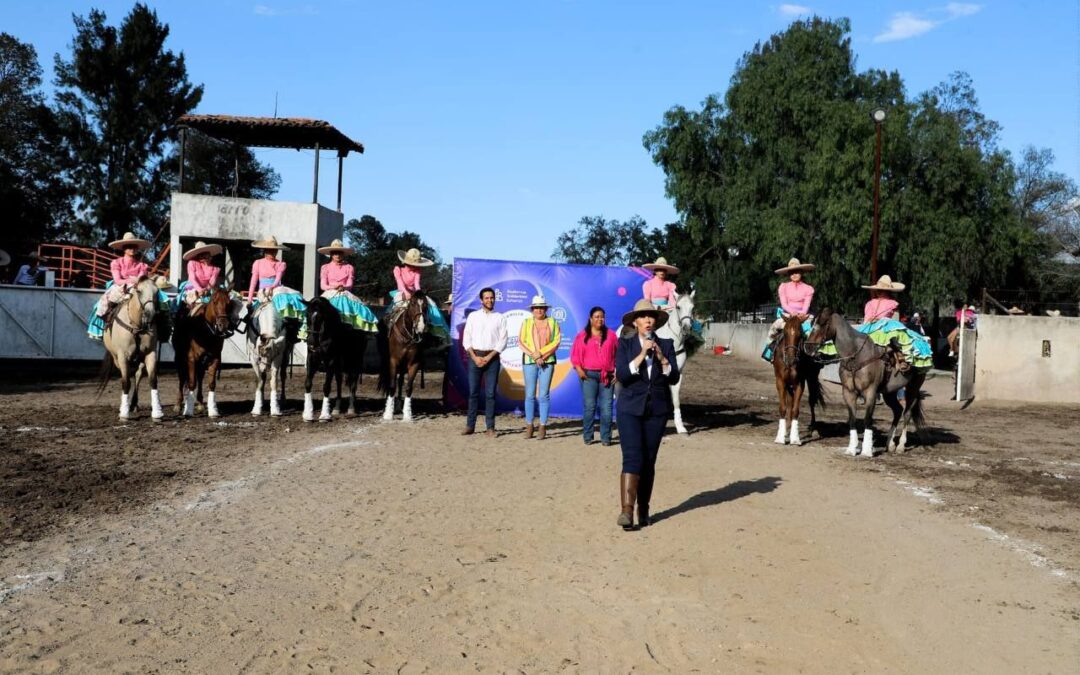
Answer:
[{"left": 650, "top": 476, "right": 783, "bottom": 525}]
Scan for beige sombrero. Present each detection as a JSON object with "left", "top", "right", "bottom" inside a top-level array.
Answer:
[
  {"left": 109, "top": 232, "right": 151, "bottom": 251},
  {"left": 862, "top": 275, "right": 906, "bottom": 292},
  {"left": 153, "top": 275, "right": 176, "bottom": 292},
  {"left": 0, "top": 248, "right": 10, "bottom": 267},
  {"left": 398, "top": 248, "right": 434, "bottom": 267},
  {"left": 642, "top": 256, "right": 679, "bottom": 275},
  {"left": 317, "top": 239, "right": 354, "bottom": 256},
  {"left": 774, "top": 258, "right": 815, "bottom": 275},
  {"left": 252, "top": 236, "right": 289, "bottom": 251},
  {"left": 1006, "top": 305, "right": 1026, "bottom": 315},
  {"left": 621, "top": 298, "right": 670, "bottom": 329},
  {"left": 442, "top": 293, "right": 453, "bottom": 307},
  {"left": 182, "top": 241, "right": 222, "bottom": 261}
]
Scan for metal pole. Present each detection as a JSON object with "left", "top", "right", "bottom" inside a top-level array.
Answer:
[
  {"left": 336, "top": 154, "right": 344, "bottom": 213},
  {"left": 312, "top": 143, "right": 320, "bottom": 204},
  {"left": 870, "top": 120, "right": 882, "bottom": 283},
  {"left": 177, "top": 128, "right": 186, "bottom": 192}
]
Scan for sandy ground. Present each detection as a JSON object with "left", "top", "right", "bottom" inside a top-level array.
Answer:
[{"left": 0, "top": 357, "right": 1078, "bottom": 673}]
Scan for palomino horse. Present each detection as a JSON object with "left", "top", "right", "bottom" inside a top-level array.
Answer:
[
  {"left": 805, "top": 308, "right": 926, "bottom": 457},
  {"left": 99, "top": 276, "right": 165, "bottom": 420},
  {"left": 302, "top": 297, "right": 366, "bottom": 421},
  {"left": 247, "top": 300, "right": 293, "bottom": 416},
  {"left": 173, "top": 287, "right": 235, "bottom": 418},
  {"left": 378, "top": 290, "right": 428, "bottom": 422},
  {"left": 654, "top": 290, "right": 695, "bottom": 434},
  {"left": 772, "top": 314, "right": 824, "bottom": 445}
]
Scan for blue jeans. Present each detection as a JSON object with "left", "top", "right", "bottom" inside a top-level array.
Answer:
[
  {"left": 580, "top": 370, "right": 614, "bottom": 443},
  {"left": 467, "top": 355, "right": 501, "bottom": 430},
  {"left": 522, "top": 361, "right": 554, "bottom": 424}
]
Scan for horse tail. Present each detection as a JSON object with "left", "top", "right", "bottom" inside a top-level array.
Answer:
[
  {"left": 96, "top": 349, "right": 114, "bottom": 396},
  {"left": 910, "top": 387, "right": 927, "bottom": 432},
  {"left": 376, "top": 320, "right": 392, "bottom": 397},
  {"left": 806, "top": 361, "right": 826, "bottom": 410}
]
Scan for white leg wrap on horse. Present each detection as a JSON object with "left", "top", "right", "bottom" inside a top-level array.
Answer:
[
  {"left": 383, "top": 395, "right": 395, "bottom": 421},
  {"left": 207, "top": 391, "right": 219, "bottom": 418},
  {"left": 898, "top": 429, "right": 909, "bottom": 453},
  {"left": 119, "top": 393, "right": 130, "bottom": 420},
  {"left": 251, "top": 390, "right": 264, "bottom": 416},
  {"left": 183, "top": 391, "right": 195, "bottom": 417},
  {"left": 269, "top": 394, "right": 281, "bottom": 417},
  {"left": 847, "top": 429, "right": 858, "bottom": 455},
  {"left": 774, "top": 419, "right": 787, "bottom": 444},
  {"left": 790, "top": 420, "right": 801, "bottom": 446},
  {"left": 402, "top": 396, "right": 413, "bottom": 422},
  {"left": 320, "top": 397, "right": 332, "bottom": 421},
  {"left": 303, "top": 393, "right": 314, "bottom": 422},
  {"left": 674, "top": 409, "right": 687, "bottom": 434},
  {"left": 861, "top": 429, "right": 874, "bottom": 457},
  {"left": 150, "top": 389, "right": 163, "bottom": 420}
]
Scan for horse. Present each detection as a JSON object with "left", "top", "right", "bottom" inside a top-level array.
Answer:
[
  {"left": 98, "top": 276, "right": 165, "bottom": 420},
  {"left": 173, "top": 287, "right": 235, "bottom": 418},
  {"left": 378, "top": 290, "right": 428, "bottom": 422},
  {"left": 302, "top": 297, "right": 366, "bottom": 422},
  {"left": 771, "top": 314, "right": 824, "bottom": 445},
  {"left": 805, "top": 308, "right": 926, "bottom": 457},
  {"left": 247, "top": 300, "right": 293, "bottom": 417},
  {"left": 654, "top": 290, "right": 695, "bottom": 434}
]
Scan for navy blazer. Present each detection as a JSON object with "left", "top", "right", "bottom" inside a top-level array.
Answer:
[{"left": 615, "top": 334, "right": 681, "bottom": 417}]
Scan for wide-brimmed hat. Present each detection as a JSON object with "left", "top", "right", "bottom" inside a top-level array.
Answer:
[
  {"left": 153, "top": 275, "right": 176, "bottom": 292},
  {"left": 252, "top": 236, "right": 288, "bottom": 251},
  {"left": 1006, "top": 305, "right": 1026, "bottom": 315},
  {"left": 0, "top": 248, "right": 10, "bottom": 266},
  {"left": 182, "top": 241, "right": 222, "bottom": 261},
  {"left": 642, "top": 257, "right": 679, "bottom": 275},
  {"left": 442, "top": 293, "right": 453, "bottom": 307},
  {"left": 529, "top": 294, "right": 550, "bottom": 309},
  {"left": 774, "top": 258, "right": 815, "bottom": 275},
  {"left": 317, "top": 239, "right": 354, "bottom": 256},
  {"left": 862, "top": 275, "right": 906, "bottom": 292},
  {"left": 397, "top": 248, "right": 434, "bottom": 267},
  {"left": 109, "top": 232, "right": 151, "bottom": 251},
  {"left": 621, "top": 298, "right": 670, "bottom": 329}
]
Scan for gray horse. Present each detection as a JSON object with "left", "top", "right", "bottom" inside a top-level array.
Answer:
[{"left": 805, "top": 308, "right": 926, "bottom": 457}]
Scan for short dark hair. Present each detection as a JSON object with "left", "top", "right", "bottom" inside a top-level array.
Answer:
[{"left": 479, "top": 287, "right": 495, "bottom": 299}]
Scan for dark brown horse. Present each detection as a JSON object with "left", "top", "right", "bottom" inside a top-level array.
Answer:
[
  {"left": 378, "top": 291, "right": 428, "bottom": 422},
  {"left": 173, "top": 287, "right": 235, "bottom": 418},
  {"left": 772, "top": 314, "right": 823, "bottom": 445}
]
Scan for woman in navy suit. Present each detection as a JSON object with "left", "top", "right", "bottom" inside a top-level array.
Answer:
[{"left": 614, "top": 299, "right": 681, "bottom": 529}]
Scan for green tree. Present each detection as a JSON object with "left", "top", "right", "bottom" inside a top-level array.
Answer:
[
  {"left": 161, "top": 129, "right": 281, "bottom": 200},
  {"left": 342, "top": 215, "right": 448, "bottom": 301},
  {"left": 0, "top": 33, "right": 71, "bottom": 254},
  {"left": 53, "top": 3, "right": 202, "bottom": 245},
  {"left": 552, "top": 215, "right": 662, "bottom": 265}
]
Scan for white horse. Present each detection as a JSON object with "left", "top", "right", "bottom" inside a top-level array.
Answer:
[
  {"left": 654, "top": 290, "right": 695, "bottom": 434},
  {"left": 247, "top": 300, "right": 289, "bottom": 417},
  {"left": 100, "top": 276, "right": 164, "bottom": 421}
]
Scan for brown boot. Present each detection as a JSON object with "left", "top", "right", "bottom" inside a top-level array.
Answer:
[
  {"left": 537, "top": 425, "right": 546, "bottom": 440},
  {"left": 524, "top": 423, "right": 534, "bottom": 439},
  {"left": 616, "top": 473, "right": 639, "bottom": 529}
]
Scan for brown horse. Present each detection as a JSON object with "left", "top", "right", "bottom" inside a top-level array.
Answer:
[
  {"left": 173, "top": 287, "right": 235, "bottom": 418},
  {"left": 98, "top": 276, "right": 165, "bottom": 420},
  {"left": 378, "top": 291, "right": 428, "bottom": 422},
  {"left": 771, "top": 314, "right": 823, "bottom": 445}
]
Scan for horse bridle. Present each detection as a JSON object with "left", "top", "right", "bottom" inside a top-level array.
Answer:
[
  {"left": 113, "top": 294, "right": 157, "bottom": 337},
  {"left": 390, "top": 298, "right": 425, "bottom": 345}
]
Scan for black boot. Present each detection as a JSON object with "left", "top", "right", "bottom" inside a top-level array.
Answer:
[{"left": 637, "top": 470, "right": 655, "bottom": 527}]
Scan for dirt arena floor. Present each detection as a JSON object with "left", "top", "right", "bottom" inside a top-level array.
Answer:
[{"left": 1, "top": 356, "right": 1078, "bottom": 672}]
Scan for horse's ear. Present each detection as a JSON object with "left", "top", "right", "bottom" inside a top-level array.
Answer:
[{"left": 690, "top": 289, "right": 696, "bottom": 299}]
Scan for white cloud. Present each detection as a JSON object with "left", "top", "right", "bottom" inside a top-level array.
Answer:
[
  {"left": 873, "top": 4, "right": 982, "bottom": 43},
  {"left": 778, "top": 4, "right": 812, "bottom": 17}
]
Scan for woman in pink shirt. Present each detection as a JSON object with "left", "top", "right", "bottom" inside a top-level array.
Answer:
[
  {"left": 766, "top": 258, "right": 816, "bottom": 347},
  {"left": 181, "top": 241, "right": 222, "bottom": 311},
  {"left": 641, "top": 257, "right": 679, "bottom": 309},
  {"left": 570, "top": 306, "right": 618, "bottom": 445},
  {"left": 855, "top": 275, "right": 932, "bottom": 367},
  {"left": 87, "top": 232, "right": 152, "bottom": 340},
  {"left": 390, "top": 248, "right": 449, "bottom": 340},
  {"left": 247, "top": 236, "right": 306, "bottom": 324},
  {"left": 318, "top": 239, "right": 377, "bottom": 332}
]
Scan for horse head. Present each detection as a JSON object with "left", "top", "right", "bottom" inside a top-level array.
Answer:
[
  {"left": 250, "top": 301, "right": 284, "bottom": 359},
  {"left": 125, "top": 276, "right": 160, "bottom": 336},
  {"left": 406, "top": 291, "right": 427, "bottom": 342},
  {"left": 804, "top": 308, "right": 836, "bottom": 357},
  {"left": 304, "top": 297, "right": 339, "bottom": 351},
  {"left": 204, "top": 287, "right": 234, "bottom": 337}
]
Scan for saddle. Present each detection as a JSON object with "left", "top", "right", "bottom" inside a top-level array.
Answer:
[{"left": 882, "top": 337, "right": 911, "bottom": 373}]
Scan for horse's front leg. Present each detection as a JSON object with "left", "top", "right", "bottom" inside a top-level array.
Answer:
[
  {"left": 146, "top": 349, "right": 163, "bottom": 421},
  {"left": 183, "top": 349, "right": 198, "bottom": 417},
  {"left": 334, "top": 361, "right": 345, "bottom": 416},
  {"left": 268, "top": 352, "right": 282, "bottom": 417},
  {"left": 205, "top": 355, "right": 222, "bottom": 418},
  {"left": 860, "top": 388, "right": 878, "bottom": 457},
  {"left": 383, "top": 356, "right": 398, "bottom": 421},
  {"left": 841, "top": 383, "right": 859, "bottom": 455},
  {"left": 883, "top": 390, "right": 903, "bottom": 453},
  {"left": 670, "top": 379, "right": 687, "bottom": 435},
  {"left": 130, "top": 361, "right": 143, "bottom": 413},
  {"left": 402, "top": 358, "right": 421, "bottom": 422},
  {"left": 344, "top": 360, "right": 359, "bottom": 417},
  {"left": 319, "top": 363, "right": 334, "bottom": 421},
  {"left": 303, "top": 361, "right": 317, "bottom": 422},
  {"left": 774, "top": 371, "right": 788, "bottom": 445},
  {"left": 117, "top": 357, "right": 133, "bottom": 420},
  {"left": 251, "top": 354, "right": 266, "bottom": 416},
  {"left": 789, "top": 379, "right": 804, "bottom": 446}
]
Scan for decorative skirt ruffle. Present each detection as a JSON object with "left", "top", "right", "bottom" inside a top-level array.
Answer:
[
  {"left": 322, "top": 289, "right": 378, "bottom": 332},
  {"left": 815, "top": 319, "right": 932, "bottom": 368}
]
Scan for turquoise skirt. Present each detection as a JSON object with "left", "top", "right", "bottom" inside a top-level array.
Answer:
[
  {"left": 388, "top": 290, "right": 450, "bottom": 340},
  {"left": 325, "top": 291, "right": 378, "bottom": 332},
  {"left": 87, "top": 281, "right": 170, "bottom": 340}
]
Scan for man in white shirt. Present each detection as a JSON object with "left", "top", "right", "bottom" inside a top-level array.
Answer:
[{"left": 461, "top": 287, "right": 508, "bottom": 436}]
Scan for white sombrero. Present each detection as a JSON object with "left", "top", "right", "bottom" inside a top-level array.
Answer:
[
  {"left": 252, "top": 236, "right": 289, "bottom": 250},
  {"left": 774, "top": 258, "right": 816, "bottom": 275},
  {"left": 442, "top": 293, "right": 453, "bottom": 307},
  {"left": 529, "top": 294, "right": 550, "bottom": 309},
  {"left": 109, "top": 232, "right": 151, "bottom": 251},
  {"left": 621, "top": 298, "right": 669, "bottom": 329},
  {"left": 182, "top": 241, "right": 222, "bottom": 261},
  {"left": 317, "top": 239, "right": 354, "bottom": 256},
  {"left": 398, "top": 248, "right": 434, "bottom": 267},
  {"left": 0, "top": 249, "right": 10, "bottom": 267},
  {"left": 642, "top": 256, "right": 679, "bottom": 275},
  {"left": 1006, "top": 305, "right": 1026, "bottom": 315},
  {"left": 862, "top": 275, "right": 906, "bottom": 292}
]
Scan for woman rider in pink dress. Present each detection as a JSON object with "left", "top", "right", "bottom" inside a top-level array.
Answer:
[
  {"left": 389, "top": 248, "right": 450, "bottom": 340},
  {"left": 180, "top": 241, "right": 223, "bottom": 316},
  {"left": 641, "top": 257, "right": 679, "bottom": 310},
  {"left": 86, "top": 232, "right": 159, "bottom": 340},
  {"left": 318, "top": 239, "right": 378, "bottom": 332},
  {"left": 246, "top": 236, "right": 306, "bottom": 326}
]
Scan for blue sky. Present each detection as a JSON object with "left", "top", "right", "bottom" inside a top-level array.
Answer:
[{"left": 5, "top": 1, "right": 1078, "bottom": 263}]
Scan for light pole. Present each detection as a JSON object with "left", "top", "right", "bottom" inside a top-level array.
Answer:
[{"left": 870, "top": 107, "right": 886, "bottom": 283}]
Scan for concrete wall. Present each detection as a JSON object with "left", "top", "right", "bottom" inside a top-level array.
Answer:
[
  {"left": 169, "top": 193, "right": 343, "bottom": 298},
  {"left": 976, "top": 315, "right": 1080, "bottom": 404},
  {"left": 704, "top": 322, "right": 770, "bottom": 359}
]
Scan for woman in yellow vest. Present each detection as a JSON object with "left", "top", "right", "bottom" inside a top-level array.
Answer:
[{"left": 519, "top": 294, "right": 562, "bottom": 440}]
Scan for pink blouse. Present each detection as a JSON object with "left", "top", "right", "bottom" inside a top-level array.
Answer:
[
  {"left": 111, "top": 256, "right": 148, "bottom": 287},
  {"left": 570, "top": 330, "right": 618, "bottom": 384},
  {"left": 394, "top": 265, "right": 422, "bottom": 298},
  {"left": 248, "top": 258, "right": 287, "bottom": 301},
  {"left": 778, "top": 281, "right": 814, "bottom": 315},
  {"left": 186, "top": 260, "right": 220, "bottom": 292},
  {"left": 863, "top": 297, "right": 899, "bottom": 323},
  {"left": 320, "top": 261, "right": 354, "bottom": 291},
  {"left": 642, "top": 277, "right": 677, "bottom": 306}
]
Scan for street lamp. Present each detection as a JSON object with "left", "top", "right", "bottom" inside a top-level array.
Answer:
[{"left": 870, "top": 108, "right": 886, "bottom": 283}]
